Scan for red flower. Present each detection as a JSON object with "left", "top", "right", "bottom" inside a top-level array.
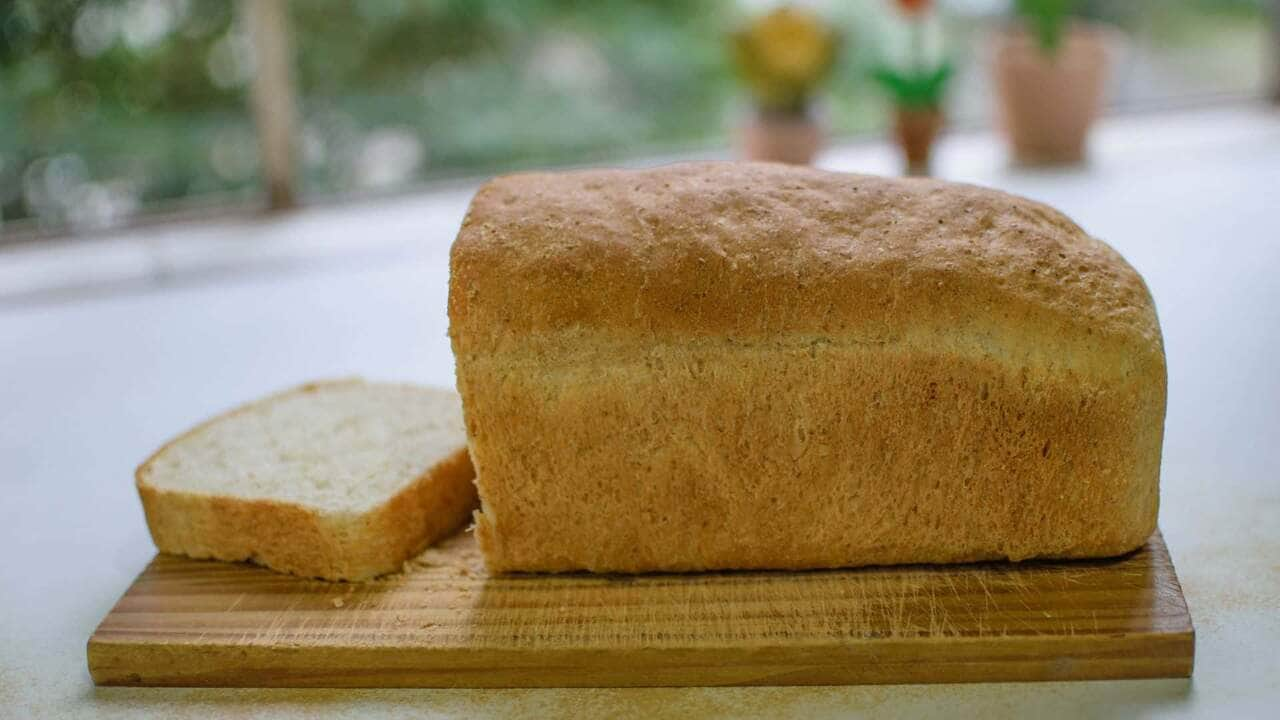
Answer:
[{"left": 894, "top": 0, "right": 932, "bottom": 14}]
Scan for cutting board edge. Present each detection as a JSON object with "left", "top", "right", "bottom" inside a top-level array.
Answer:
[{"left": 88, "top": 626, "right": 1194, "bottom": 688}]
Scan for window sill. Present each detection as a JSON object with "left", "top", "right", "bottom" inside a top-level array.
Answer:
[{"left": 1, "top": 103, "right": 1275, "bottom": 306}]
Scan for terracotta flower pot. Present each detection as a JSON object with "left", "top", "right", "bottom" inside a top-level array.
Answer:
[
  {"left": 993, "top": 22, "right": 1109, "bottom": 166},
  {"left": 739, "top": 112, "right": 823, "bottom": 165},
  {"left": 893, "top": 106, "right": 944, "bottom": 176}
]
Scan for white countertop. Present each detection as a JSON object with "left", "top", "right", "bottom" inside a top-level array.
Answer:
[{"left": 1, "top": 106, "right": 1278, "bottom": 718}]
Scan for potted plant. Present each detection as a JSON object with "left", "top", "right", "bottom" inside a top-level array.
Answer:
[
  {"left": 873, "top": 0, "right": 952, "bottom": 176},
  {"left": 731, "top": 6, "right": 839, "bottom": 165},
  {"left": 993, "top": 0, "right": 1109, "bottom": 165}
]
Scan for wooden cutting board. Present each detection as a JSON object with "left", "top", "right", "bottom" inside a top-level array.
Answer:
[{"left": 88, "top": 530, "right": 1193, "bottom": 688}]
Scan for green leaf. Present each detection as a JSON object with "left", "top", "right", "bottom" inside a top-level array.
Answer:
[
  {"left": 871, "top": 62, "right": 952, "bottom": 109},
  {"left": 1014, "top": 0, "right": 1075, "bottom": 54}
]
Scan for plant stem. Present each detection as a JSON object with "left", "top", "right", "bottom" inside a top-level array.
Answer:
[{"left": 911, "top": 16, "right": 924, "bottom": 77}]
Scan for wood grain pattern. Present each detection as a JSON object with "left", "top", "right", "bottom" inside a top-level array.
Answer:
[{"left": 88, "top": 530, "right": 1193, "bottom": 688}]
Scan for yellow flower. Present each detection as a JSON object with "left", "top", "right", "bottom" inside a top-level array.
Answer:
[{"left": 732, "top": 7, "right": 839, "bottom": 114}]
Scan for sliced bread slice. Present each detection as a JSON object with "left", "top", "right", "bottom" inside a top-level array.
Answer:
[{"left": 136, "top": 379, "right": 476, "bottom": 581}]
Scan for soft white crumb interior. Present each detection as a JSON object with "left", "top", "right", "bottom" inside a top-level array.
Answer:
[{"left": 143, "top": 382, "right": 466, "bottom": 513}]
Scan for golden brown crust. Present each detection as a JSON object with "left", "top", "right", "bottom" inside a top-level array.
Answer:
[
  {"left": 467, "top": 344, "right": 1161, "bottom": 573},
  {"left": 450, "top": 162, "right": 1162, "bottom": 357},
  {"left": 450, "top": 162, "right": 1166, "bottom": 574},
  {"left": 135, "top": 381, "right": 478, "bottom": 581}
]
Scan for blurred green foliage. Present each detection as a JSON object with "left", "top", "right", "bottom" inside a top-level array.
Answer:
[
  {"left": 1, "top": 0, "right": 249, "bottom": 227},
  {"left": 289, "top": 0, "right": 743, "bottom": 192}
]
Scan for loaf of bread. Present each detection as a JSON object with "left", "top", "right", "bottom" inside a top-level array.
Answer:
[
  {"left": 449, "top": 162, "right": 1165, "bottom": 574},
  {"left": 137, "top": 380, "right": 477, "bottom": 580}
]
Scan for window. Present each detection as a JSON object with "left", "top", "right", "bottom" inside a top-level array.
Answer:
[{"left": 2, "top": 0, "right": 1273, "bottom": 238}]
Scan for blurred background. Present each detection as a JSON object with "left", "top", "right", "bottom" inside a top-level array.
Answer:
[{"left": 0, "top": 0, "right": 1274, "bottom": 239}]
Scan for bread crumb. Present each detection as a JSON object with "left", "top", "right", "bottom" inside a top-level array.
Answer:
[
  {"left": 405, "top": 557, "right": 436, "bottom": 572},
  {"left": 331, "top": 597, "right": 345, "bottom": 608}
]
